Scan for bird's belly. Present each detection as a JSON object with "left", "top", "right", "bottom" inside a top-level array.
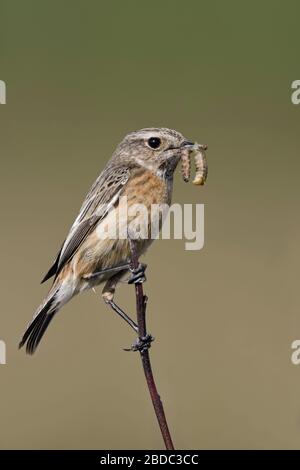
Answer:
[{"left": 72, "top": 229, "right": 152, "bottom": 283}]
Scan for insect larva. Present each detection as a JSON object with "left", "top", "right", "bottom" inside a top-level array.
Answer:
[
  {"left": 181, "top": 147, "right": 191, "bottom": 182},
  {"left": 192, "top": 144, "right": 208, "bottom": 186}
]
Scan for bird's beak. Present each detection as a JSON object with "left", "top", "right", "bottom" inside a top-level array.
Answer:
[{"left": 181, "top": 140, "right": 194, "bottom": 147}]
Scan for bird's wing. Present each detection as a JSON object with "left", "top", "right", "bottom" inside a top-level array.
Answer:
[{"left": 41, "top": 164, "right": 131, "bottom": 283}]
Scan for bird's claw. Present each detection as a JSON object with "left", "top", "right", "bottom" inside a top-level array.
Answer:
[
  {"left": 124, "top": 334, "right": 154, "bottom": 352},
  {"left": 128, "top": 263, "right": 147, "bottom": 284}
]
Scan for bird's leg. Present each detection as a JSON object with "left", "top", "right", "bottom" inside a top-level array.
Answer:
[
  {"left": 102, "top": 270, "right": 138, "bottom": 333},
  {"left": 102, "top": 264, "right": 154, "bottom": 351},
  {"left": 107, "top": 300, "right": 138, "bottom": 333},
  {"left": 84, "top": 262, "right": 131, "bottom": 281},
  {"left": 125, "top": 260, "right": 154, "bottom": 352},
  {"left": 127, "top": 262, "right": 147, "bottom": 285}
]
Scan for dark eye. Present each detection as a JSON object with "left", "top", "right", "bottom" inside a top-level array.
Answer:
[{"left": 147, "top": 137, "right": 161, "bottom": 149}]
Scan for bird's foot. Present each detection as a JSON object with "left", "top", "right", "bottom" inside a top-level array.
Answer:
[
  {"left": 128, "top": 263, "right": 147, "bottom": 284},
  {"left": 124, "top": 334, "right": 154, "bottom": 353}
]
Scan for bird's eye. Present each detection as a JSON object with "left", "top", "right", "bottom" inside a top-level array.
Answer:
[{"left": 147, "top": 137, "right": 161, "bottom": 149}]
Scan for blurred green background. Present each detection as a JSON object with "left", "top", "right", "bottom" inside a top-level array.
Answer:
[{"left": 1, "top": 0, "right": 300, "bottom": 449}]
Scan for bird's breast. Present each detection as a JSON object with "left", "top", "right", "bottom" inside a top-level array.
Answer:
[{"left": 71, "top": 169, "right": 172, "bottom": 281}]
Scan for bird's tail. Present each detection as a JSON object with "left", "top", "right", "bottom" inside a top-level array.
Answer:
[{"left": 19, "top": 283, "right": 67, "bottom": 355}]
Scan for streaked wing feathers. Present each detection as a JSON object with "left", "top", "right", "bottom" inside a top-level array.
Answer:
[
  {"left": 41, "top": 164, "right": 130, "bottom": 282},
  {"left": 55, "top": 215, "right": 100, "bottom": 276},
  {"left": 41, "top": 245, "right": 64, "bottom": 283}
]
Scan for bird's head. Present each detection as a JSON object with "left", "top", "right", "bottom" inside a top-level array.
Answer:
[{"left": 113, "top": 127, "right": 195, "bottom": 177}]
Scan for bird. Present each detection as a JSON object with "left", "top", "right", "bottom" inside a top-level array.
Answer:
[{"left": 19, "top": 128, "right": 196, "bottom": 354}]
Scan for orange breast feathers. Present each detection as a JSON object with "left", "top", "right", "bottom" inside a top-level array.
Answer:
[{"left": 70, "top": 170, "right": 170, "bottom": 280}]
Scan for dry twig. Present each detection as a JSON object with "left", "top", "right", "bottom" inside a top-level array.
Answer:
[{"left": 128, "top": 238, "right": 174, "bottom": 450}]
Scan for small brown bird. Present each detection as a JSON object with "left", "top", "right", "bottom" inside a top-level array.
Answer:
[{"left": 19, "top": 128, "right": 198, "bottom": 354}]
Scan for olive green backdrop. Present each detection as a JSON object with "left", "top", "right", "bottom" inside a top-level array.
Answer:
[{"left": 0, "top": 0, "right": 299, "bottom": 449}]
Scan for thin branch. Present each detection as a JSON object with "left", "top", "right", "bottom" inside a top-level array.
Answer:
[{"left": 129, "top": 238, "right": 175, "bottom": 451}]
